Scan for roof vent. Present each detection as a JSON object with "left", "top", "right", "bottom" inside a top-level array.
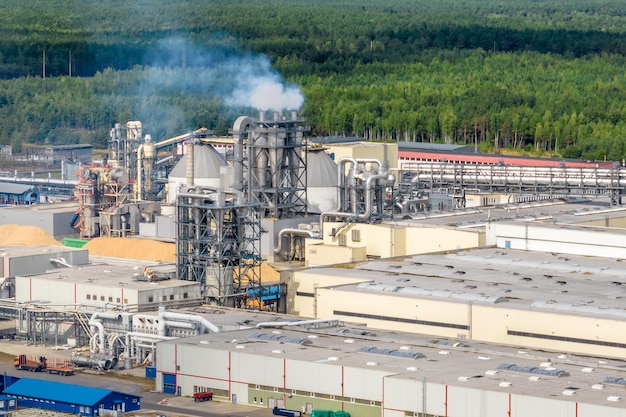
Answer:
[
  {"left": 607, "top": 396, "right": 621, "bottom": 402},
  {"left": 499, "top": 382, "right": 512, "bottom": 388},
  {"left": 457, "top": 376, "right": 471, "bottom": 382},
  {"left": 562, "top": 389, "right": 577, "bottom": 396}
]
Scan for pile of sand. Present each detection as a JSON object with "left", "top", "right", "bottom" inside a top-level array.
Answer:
[
  {"left": 0, "top": 225, "right": 63, "bottom": 246},
  {"left": 83, "top": 237, "right": 176, "bottom": 262}
]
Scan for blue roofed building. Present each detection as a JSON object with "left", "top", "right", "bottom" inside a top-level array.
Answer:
[{"left": 2, "top": 378, "right": 141, "bottom": 416}]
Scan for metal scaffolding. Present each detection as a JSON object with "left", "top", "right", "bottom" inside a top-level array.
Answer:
[{"left": 175, "top": 189, "right": 262, "bottom": 307}]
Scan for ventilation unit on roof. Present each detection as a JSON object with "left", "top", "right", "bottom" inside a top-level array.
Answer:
[
  {"left": 496, "top": 363, "right": 569, "bottom": 378},
  {"left": 358, "top": 346, "right": 425, "bottom": 360}
]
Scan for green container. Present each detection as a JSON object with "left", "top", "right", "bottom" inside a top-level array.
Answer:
[
  {"left": 62, "top": 237, "right": 89, "bottom": 248},
  {"left": 311, "top": 411, "right": 349, "bottom": 417}
]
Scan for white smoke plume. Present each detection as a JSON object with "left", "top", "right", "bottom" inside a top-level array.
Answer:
[
  {"left": 146, "top": 38, "right": 304, "bottom": 112},
  {"left": 224, "top": 53, "right": 304, "bottom": 112}
]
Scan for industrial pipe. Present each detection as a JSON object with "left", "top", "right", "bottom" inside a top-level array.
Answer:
[{"left": 274, "top": 228, "right": 319, "bottom": 254}]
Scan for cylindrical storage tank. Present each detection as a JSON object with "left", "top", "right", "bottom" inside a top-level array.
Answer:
[
  {"left": 306, "top": 149, "right": 339, "bottom": 213},
  {"left": 205, "top": 265, "right": 234, "bottom": 308},
  {"left": 168, "top": 143, "right": 226, "bottom": 203}
]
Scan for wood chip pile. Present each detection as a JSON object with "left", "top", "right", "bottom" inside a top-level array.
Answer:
[
  {"left": 0, "top": 225, "right": 63, "bottom": 246},
  {"left": 83, "top": 237, "right": 176, "bottom": 262}
]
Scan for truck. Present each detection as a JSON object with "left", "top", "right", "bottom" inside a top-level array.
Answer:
[
  {"left": 14, "top": 354, "right": 74, "bottom": 375},
  {"left": 14, "top": 354, "right": 47, "bottom": 372}
]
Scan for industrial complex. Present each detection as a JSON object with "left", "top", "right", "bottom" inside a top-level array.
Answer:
[{"left": 1, "top": 112, "right": 626, "bottom": 416}]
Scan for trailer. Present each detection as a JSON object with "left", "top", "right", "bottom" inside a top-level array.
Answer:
[
  {"left": 14, "top": 354, "right": 46, "bottom": 372},
  {"left": 46, "top": 360, "right": 74, "bottom": 376},
  {"left": 193, "top": 392, "right": 213, "bottom": 402},
  {"left": 14, "top": 354, "right": 74, "bottom": 375}
]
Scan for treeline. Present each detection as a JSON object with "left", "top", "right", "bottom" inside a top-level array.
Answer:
[{"left": 0, "top": 0, "right": 625, "bottom": 161}]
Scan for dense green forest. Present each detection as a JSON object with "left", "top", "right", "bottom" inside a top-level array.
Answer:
[{"left": 0, "top": 0, "right": 626, "bottom": 161}]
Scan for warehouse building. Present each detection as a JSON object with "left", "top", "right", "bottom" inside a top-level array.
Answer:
[
  {"left": 288, "top": 246, "right": 626, "bottom": 360},
  {"left": 155, "top": 320, "right": 626, "bottom": 417},
  {"left": 3, "top": 377, "right": 140, "bottom": 416}
]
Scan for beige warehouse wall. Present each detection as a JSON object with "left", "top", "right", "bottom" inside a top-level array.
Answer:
[
  {"left": 404, "top": 226, "right": 484, "bottom": 254},
  {"left": 305, "top": 241, "right": 367, "bottom": 267},
  {"left": 288, "top": 269, "right": 371, "bottom": 317},
  {"left": 325, "top": 142, "right": 398, "bottom": 171},
  {"left": 315, "top": 288, "right": 470, "bottom": 338},
  {"left": 472, "top": 304, "right": 626, "bottom": 358},
  {"left": 322, "top": 222, "right": 405, "bottom": 258},
  {"left": 574, "top": 215, "right": 626, "bottom": 228}
]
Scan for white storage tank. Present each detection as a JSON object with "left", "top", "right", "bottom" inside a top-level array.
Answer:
[
  {"left": 306, "top": 149, "right": 338, "bottom": 213},
  {"left": 167, "top": 143, "right": 226, "bottom": 203}
]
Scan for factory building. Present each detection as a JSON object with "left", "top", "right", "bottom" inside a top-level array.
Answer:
[
  {"left": 15, "top": 262, "right": 201, "bottom": 313},
  {"left": 155, "top": 319, "right": 626, "bottom": 417}
]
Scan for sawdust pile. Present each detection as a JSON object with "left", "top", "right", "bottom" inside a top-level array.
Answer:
[
  {"left": 84, "top": 237, "right": 176, "bottom": 262},
  {"left": 0, "top": 225, "right": 63, "bottom": 246},
  {"left": 260, "top": 262, "right": 280, "bottom": 282}
]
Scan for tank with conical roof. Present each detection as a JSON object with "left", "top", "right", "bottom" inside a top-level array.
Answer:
[{"left": 167, "top": 143, "right": 227, "bottom": 203}]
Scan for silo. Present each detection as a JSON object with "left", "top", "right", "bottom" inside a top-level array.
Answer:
[
  {"left": 167, "top": 143, "right": 226, "bottom": 203},
  {"left": 306, "top": 149, "right": 339, "bottom": 214}
]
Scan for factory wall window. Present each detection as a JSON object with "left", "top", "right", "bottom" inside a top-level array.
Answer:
[
  {"left": 100, "top": 296, "right": 105, "bottom": 301},
  {"left": 162, "top": 295, "right": 167, "bottom": 301},
  {"left": 86, "top": 295, "right": 91, "bottom": 300},
  {"left": 124, "top": 298, "right": 128, "bottom": 304},
  {"left": 108, "top": 296, "right": 113, "bottom": 302},
  {"left": 183, "top": 293, "right": 188, "bottom": 299},
  {"left": 117, "top": 298, "right": 121, "bottom": 303},
  {"left": 93, "top": 294, "right": 97, "bottom": 300},
  {"left": 148, "top": 296, "right": 154, "bottom": 303},
  {"left": 169, "top": 294, "right": 174, "bottom": 300}
]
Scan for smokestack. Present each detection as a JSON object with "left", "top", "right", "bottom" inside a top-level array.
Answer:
[
  {"left": 186, "top": 142, "right": 194, "bottom": 187},
  {"left": 259, "top": 111, "right": 265, "bottom": 122},
  {"left": 291, "top": 110, "right": 298, "bottom": 121}
]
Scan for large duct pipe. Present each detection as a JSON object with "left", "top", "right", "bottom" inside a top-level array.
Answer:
[
  {"left": 232, "top": 116, "right": 255, "bottom": 191},
  {"left": 274, "top": 228, "right": 319, "bottom": 254},
  {"left": 320, "top": 158, "right": 385, "bottom": 223},
  {"left": 89, "top": 312, "right": 123, "bottom": 354},
  {"left": 157, "top": 307, "right": 220, "bottom": 335}
]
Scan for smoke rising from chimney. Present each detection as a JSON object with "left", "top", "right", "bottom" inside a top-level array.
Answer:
[{"left": 146, "top": 37, "right": 304, "bottom": 113}]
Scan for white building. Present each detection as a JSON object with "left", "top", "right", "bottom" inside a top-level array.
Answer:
[{"left": 156, "top": 320, "right": 626, "bottom": 417}]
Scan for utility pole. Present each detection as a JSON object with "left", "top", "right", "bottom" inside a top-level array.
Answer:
[
  {"left": 68, "top": 50, "right": 72, "bottom": 77},
  {"left": 42, "top": 49, "right": 46, "bottom": 79}
]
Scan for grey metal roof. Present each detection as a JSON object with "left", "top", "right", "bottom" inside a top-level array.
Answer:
[
  {"left": 169, "top": 143, "right": 225, "bottom": 179},
  {"left": 0, "top": 183, "right": 35, "bottom": 195}
]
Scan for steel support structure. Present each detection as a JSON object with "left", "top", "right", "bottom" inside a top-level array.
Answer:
[
  {"left": 245, "top": 113, "right": 308, "bottom": 219},
  {"left": 400, "top": 163, "right": 626, "bottom": 208},
  {"left": 176, "top": 190, "right": 262, "bottom": 307}
]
